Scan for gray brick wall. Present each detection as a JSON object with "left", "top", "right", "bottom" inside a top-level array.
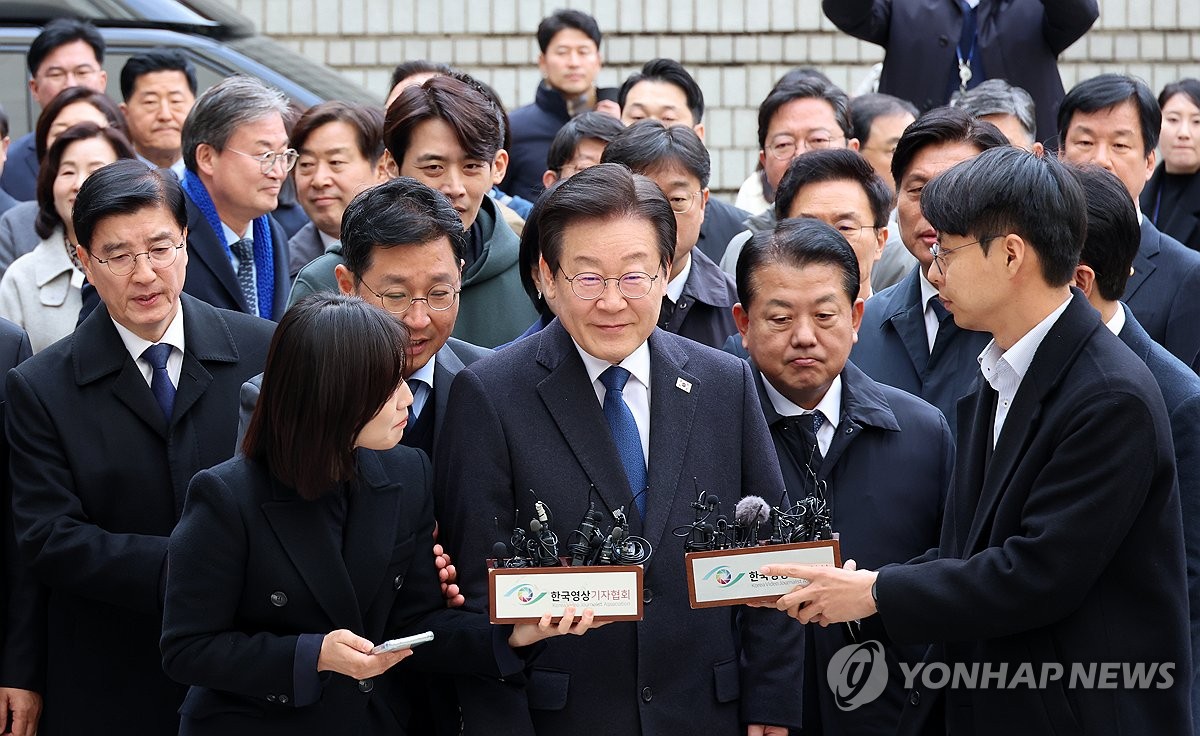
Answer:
[{"left": 220, "top": 0, "right": 1200, "bottom": 197}]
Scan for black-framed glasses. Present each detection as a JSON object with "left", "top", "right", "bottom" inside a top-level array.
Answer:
[
  {"left": 930, "top": 235, "right": 995, "bottom": 275},
  {"left": 227, "top": 147, "right": 299, "bottom": 174},
  {"left": 91, "top": 241, "right": 185, "bottom": 276},
  {"left": 560, "top": 270, "right": 659, "bottom": 300},
  {"left": 358, "top": 279, "right": 460, "bottom": 314}
]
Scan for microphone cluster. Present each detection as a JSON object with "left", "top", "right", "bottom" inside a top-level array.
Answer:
[
  {"left": 494, "top": 495, "right": 654, "bottom": 568},
  {"left": 676, "top": 490, "right": 833, "bottom": 552}
]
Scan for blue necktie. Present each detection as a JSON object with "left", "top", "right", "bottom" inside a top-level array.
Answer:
[
  {"left": 600, "top": 366, "right": 647, "bottom": 518},
  {"left": 142, "top": 343, "right": 176, "bottom": 423}
]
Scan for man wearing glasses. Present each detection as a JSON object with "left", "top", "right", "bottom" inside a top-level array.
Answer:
[
  {"left": 602, "top": 121, "right": 738, "bottom": 349},
  {"left": 435, "top": 163, "right": 803, "bottom": 736},
  {"left": 176, "top": 75, "right": 293, "bottom": 320},
  {"left": 849, "top": 107, "right": 1006, "bottom": 432},
  {"left": 5, "top": 161, "right": 273, "bottom": 735},
  {"left": 0, "top": 19, "right": 108, "bottom": 201}
]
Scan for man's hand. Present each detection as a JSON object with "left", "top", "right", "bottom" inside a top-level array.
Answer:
[
  {"left": 317, "top": 629, "right": 412, "bottom": 680},
  {"left": 432, "top": 522, "right": 464, "bottom": 608},
  {"left": 508, "top": 607, "right": 606, "bottom": 648},
  {"left": 0, "top": 687, "right": 43, "bottom": 736},
  {"left": 747, "top": 725, "right": 788, "bottom": 735},
  {"left": 594, "top": 99, "right": 621, "bottom": 118},
  {"left": 761, "top": 561, "right": 878, "bottom": 625}
]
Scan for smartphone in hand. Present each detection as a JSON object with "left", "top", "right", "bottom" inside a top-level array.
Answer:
[{"left": 369, "top": 631, "right": 434, "bottom": 655}]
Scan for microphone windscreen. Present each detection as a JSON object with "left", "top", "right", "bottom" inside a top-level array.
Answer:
[
  {"left": 734, "top": 495, "right": 771, "bottom": 526},
  {"left": 530, "top": 519, "right": 543, "bottom": 533},
  {"left": 492, "top": 542, "right": 509, "bottom": 558},
  {"left": 705, "top": 493, "right": 720, "bottom": 507}
]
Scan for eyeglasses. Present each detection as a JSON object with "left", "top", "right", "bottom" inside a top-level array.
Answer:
[
  {"left": 226, "top": 147, "right": 299, "bottom": 174},
  {"left": 666, "top": 191, "right": 703, "bottom": 214},
  {"left": 560, "top": 270, "right": 659, "bottom": 300},
  {"left": 832, "top": 222, "right": 879, "bottom": 240},
  {"left": 358, "top": 279, "right": 460, "bottom": 314},
  {"left": 765, "top": 134, "right": 844, "bottom": 161},
  {"left": 930, "top": 236, "right": 995, "bottom": 275},
  {"left": 40, "top": 65, "right": 99, "bottom": 84},
  {"left": 90, "top": 241, "right": 185, "bottom": 276}
]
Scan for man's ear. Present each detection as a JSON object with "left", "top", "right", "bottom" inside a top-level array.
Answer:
[
  {"left": 1073, "top": 263, "right": 1096, "bottom": 297},
  {"left": 492, "top": 149, "right": 509, "bottom": 186},
  {"left": 195, "top": 143, "right": 217, "bottom": 178},
  {"left": 847, "top": 138, "right": 860, "bottom": 151},
  {"left": 692, "top": 122, "right": 706, "bottom": 143},
  {"left": 732, "top": 303, "right": 752, "bottom": 350},
  {"left": 334, "top": 263, "right": 356, "bottom": 296},
  {"left": 542, "top": 169, "right": 559, "bottom": 190}
]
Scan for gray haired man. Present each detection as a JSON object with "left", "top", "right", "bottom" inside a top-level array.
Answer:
[
  {"left": 953, "top": 79, "right": 1040, "bottom": 151},
  {"left": 178, "top": 75, "right": 293, "bottom": 320}
]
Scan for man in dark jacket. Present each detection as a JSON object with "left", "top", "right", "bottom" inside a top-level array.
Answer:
[
  {"left": 502, "top": 9, "right": 618, "bottom": 202},
  {"left": 823, "top": 0, "right": 1099, "bottom": 143}
]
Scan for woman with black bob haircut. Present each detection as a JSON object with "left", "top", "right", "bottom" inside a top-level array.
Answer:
[{"left": 162, "top": 294, "right": 595, "bottom": 735}]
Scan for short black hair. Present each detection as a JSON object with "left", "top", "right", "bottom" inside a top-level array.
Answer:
[
  {"left": 389, "top": 60, "right": 453, "bottom": 92},
  {"left": 545, "top": 111, "right": 626, "bottom": 174},
  {"left": 757, "top": 76, "right": 853, "bottom": 150},
  {"left": 1072, "top": 164, "right": 1140, "bottom": 300},
  {"left": 519, "top": 180, "right": 559, "bottom": 316},
  {"left": 1058, "top": 74, "right": 1161, "bottom": 154},
  {"left": 385, "top": 75, "right": 502, "bottom": 166},
  {"left": 119, "top": 48, "right": 198, "bottom": 101},
  {"left": 1158, "top": 78, "right": 1200, "bottom": 115},
  {"left": 774, "top": 148, "right": 891, "bottom": 227},
  {"left": 27, "top": 18, "right": 104, "bottom": 77},
  {"left": 242, "top": 293, "right": 408, "bottom": 501},
  {"left": 37, "top": 123, "right": 136, "bottom": 240},
  {"left": 850, "top": 93, "right": 918, "bottom": 148},
  {"left": 0, "top": 104, "right": 8, "bottom": 139},
  {"left": 891, "top": 106, "right": 1009, "bottom": 186},
  {"left": 536, "top": 163, "right": 676, "bottom": 274},
  {"left": 73, "top": 160, "right": 187, "bottom": 251},
  {"left": 921, "top": 146, "right": 1085, "bottom": 287},
  {"left": 601, "top": 120, "right": 711, "bottom": 189},
  {"left": 35, "top": 86, "right": 127, "bottom": 162},
  {"left": 339, "top": 176, "right": 465, "bottom": 278},
  {"left": 618, "top": 58, "right": 705, "bottom": 124},
  {"left": 736, "top": 218, "right": 860, "bottom": 309},
  {"left": 537, "top": 9, "right": 602, "bottom": 52}
]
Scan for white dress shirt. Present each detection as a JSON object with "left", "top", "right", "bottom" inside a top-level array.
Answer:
[
  {"left": 111, "top": 299, "right": 186, "bottom": 389},
  {"left": 977, "top": 296, "right": 1072, "bottom": 446},
  {"left": 761, "top": 374, "right": 841, "bottom": 457},
  {"left": 665, "top": 255, "right": 693, "bottom": 305},
  {"left": 575, "top": 340, "right": 652, "bottom": 465},
  {"left": 919, "top": 268, "right": 942, "bottom": 353}
]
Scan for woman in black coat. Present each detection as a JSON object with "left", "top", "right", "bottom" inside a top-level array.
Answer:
[
  {"left": 1142, "top": 78, "right": 1200, "bottom": 251},
  {"left": 161, "top": 294, "right": 594, "bottom": 735}
]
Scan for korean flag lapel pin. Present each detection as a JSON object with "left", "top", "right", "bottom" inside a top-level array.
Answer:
[{"left": 676, "top": 377, "right": 692, "bottom": 393}]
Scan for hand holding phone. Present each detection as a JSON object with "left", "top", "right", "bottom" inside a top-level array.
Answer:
[{"left": 369, "top": 631, "right": 434, "bottom": 655}]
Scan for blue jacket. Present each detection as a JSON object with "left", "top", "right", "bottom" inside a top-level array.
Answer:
[
  {"left": 0, "top": 133, "right": 37, "bottom": 202},
  {"left": 850, "top": 266, "right": 991, "bottom": 433},
  {"left": 1123, "top": 218, "right": 1200, "bottom": 372}
]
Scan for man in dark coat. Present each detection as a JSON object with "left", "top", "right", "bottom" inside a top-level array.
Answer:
[
  {"left": 6, "top": 162, "right": 274, "bottom": 735},
  {"left": 767, "top": 147, "right": 1191, "bottom": 736},
  {"left": 823, "top": 0, "right": 1099, "bottom": 143}
]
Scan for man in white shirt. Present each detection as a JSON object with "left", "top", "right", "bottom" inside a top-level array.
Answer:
[{"left": 765, "top": 146, "right": 1191, "bottom": 736}]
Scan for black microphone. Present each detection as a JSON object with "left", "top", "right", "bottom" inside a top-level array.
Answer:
[
  {"left": 568, "top": 504, "right": 605, "bottom": 566},
  {"left": 734, "top": 496, "right": 771, "bottom": 548}
]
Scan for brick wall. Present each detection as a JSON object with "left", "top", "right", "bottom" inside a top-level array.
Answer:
[{"left": 221, "top": 0, "right": 1200, "bottom": 197}]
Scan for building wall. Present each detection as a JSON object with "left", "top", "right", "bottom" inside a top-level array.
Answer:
[{"left": 219, "top": 0, "right": 1200, "bottom": 197}]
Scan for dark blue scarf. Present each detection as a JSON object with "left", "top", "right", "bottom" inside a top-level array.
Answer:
[{"left": 182, "top": 169, "right": 275, "bottom": 319}]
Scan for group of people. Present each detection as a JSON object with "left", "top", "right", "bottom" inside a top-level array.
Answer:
[{"left": 0, "top": 2, "right": 1199, "bottom": 735}]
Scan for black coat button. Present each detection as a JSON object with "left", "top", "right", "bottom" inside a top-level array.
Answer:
[
  {"left": 393, "top": 574, "right": 404, "bottom": 590},
  {"left": 939, "top": 35, "right": 949, "bottom": 46},
  {"left": 641, "top": 686, "right": 653, "bottom": 702},
  {"left": 266, "top": 694, "right": 277, "bottom": 703},
  {"left": 909, "top": 689, "right": 921, "bottom": 706},
  {"left": 642, "top": 587, "right": 653, "bottom": 603},
  {"left": 270, "top": 591, "right": 287, "bottom": 607},
  {"left": 358, "top": 678, "right": 374, "bottom": 693},
  {"left": 278, "top": 694, "right": 289, "bottom": 704}
]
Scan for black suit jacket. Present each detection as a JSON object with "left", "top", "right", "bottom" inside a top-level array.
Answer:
[
  {"left": 696, "top": 198, "right": 751, "bottom": 264},
  {"left": 6, "top": 294, "right": 274, "bottom": 735},
  {"left": 161, "top": 447, "right": 522, "bottom": 736},
  {"left": 0, "top": 320, "right": 33, "bottom": 691},
  {"left": 184, "top": 192, "right": 291, "bottom": 321},
  {"left": 0, "top": 133, "right": 37, "bottom": 202},
  {"left": 1123, "top": 218, "right": 1200, "bottom": 372},
  {"left": 1141, "top": 164, "right": 1200, "bottom": 252},
  {"left": 435, "top": 320, "right": 804, "bottom": 735},
  {"left": 822, "top": 0, "right": 1098, "bottom": 143},
  {"left": 878, "top": 293, "right": 1191, "bottom": 735}
]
